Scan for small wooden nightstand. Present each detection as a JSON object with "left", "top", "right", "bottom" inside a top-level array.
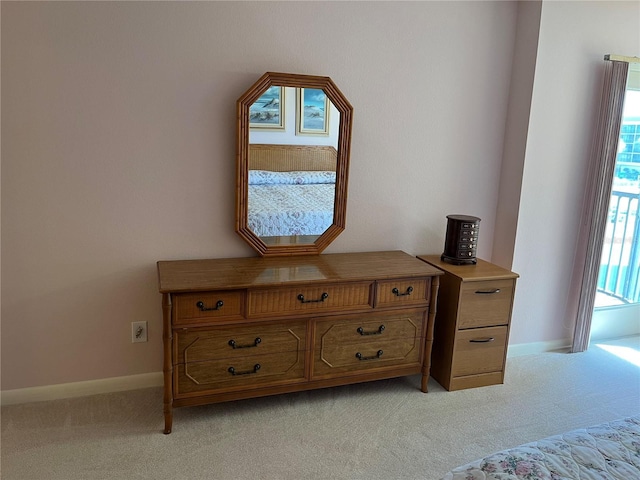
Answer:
[{"left": 417, "top": 255, "right": 518, "bottom": 391}]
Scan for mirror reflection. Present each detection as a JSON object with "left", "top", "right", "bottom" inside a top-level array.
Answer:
[
  {"left": 236, "top": 72, "right": 353, "bottom": 256},
  {"left": 247, "top": 87, "right": 341, "bottom": 245}
]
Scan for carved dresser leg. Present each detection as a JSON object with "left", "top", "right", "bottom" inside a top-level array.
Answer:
[
  {"left": 163, "top": 407, "right": 173, "bottom": 435},
  {"left": 162, "top": 292, "right": 174, "bottom": 434},
  {"left": 422, "top": 275, "right": 440, "bottom": 393}
]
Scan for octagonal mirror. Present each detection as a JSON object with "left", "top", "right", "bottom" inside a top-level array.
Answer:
[{"left": 236, "top": 72, "right": 353, "bottom": 256}]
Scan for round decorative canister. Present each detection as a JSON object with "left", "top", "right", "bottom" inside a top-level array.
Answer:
[{"left": 441, "top": 214, "right": 481, "bottom": 265}]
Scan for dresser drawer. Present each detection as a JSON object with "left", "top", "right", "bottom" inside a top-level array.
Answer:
[
  {"left": 451, "top": 325, "right": 507, "bottom": 377},
  {"left": 175, "top": 349, "right": 306, "bottom": 397},
  {"left": 247, "top": 282, "right": 374, "bottom": 318},
  {"left": 174, "top": 321, "right": 307, "bottom": 364},
  {"left": 173, "top": 291, "right": 245, "bottom": 325},
  {"left": 458, "top": 279, "right": 514, "bottom": 329},
  {"left": 376, "top": 278, "right": 430, "bottom": 308},
  {"left": 314, "top": 310, "right": 425, "bottom": 345},
  {"left": 313, "top": 337, "right": 422, "bottom": 377},
  {"left": 312, "top": 310, "right": 425, "bottom": 378}
]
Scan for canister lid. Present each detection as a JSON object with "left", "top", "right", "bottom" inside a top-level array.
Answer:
[{"left": 446, "top": 214, "right": 481, "bottom": 222}]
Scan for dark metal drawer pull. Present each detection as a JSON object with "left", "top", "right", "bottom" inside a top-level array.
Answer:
[
  {"left": 228, "top": 364, "right": 261, "bottom": 376},
  {"left": 355, "top": 350, "right": 383, "bottom": 361},
  {"left": 196, "top": 300, "right": 224, "bottom": 311},
  {"left": 392, "top": 286, "right": 414, "bottom": 297},
  {"left": 469, "top": 337, "right": 495, "bottom": 343},
  {"left": 228, "top": 337, "right": 261, "bottom": 349},
  {"left": 297, "top": 292, "right": 329, "bottom": 303},
  {"left": 474, "top": 289, "right": 500, "bottom": 295},
  {"left": 357, "top": 325, "right": 385, "bottom": 336}
]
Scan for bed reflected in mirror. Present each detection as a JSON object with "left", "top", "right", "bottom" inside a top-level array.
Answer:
[
  {"left": 236, "top": 72, "right": 353, "bottom": 256},
  {"left": 247, "top": 145, "right": 338, "bottom": 245},
  {"left": 247, "top": 87, "right": 340, "bottom": 246}
]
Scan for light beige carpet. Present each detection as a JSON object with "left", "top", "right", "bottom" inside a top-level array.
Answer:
[{"left": 2, "top": 336, "right": 639, "bottom": 480}]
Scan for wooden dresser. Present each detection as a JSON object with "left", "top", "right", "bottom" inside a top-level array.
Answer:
[
  {"left": 416, "top": 256, "right": 518, "bottom": 391},
  {"left": 157, "top": 250, "right": 442, "bottom": 433}
]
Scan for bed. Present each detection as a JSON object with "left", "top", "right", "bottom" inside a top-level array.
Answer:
[
  {"left": 441, "top": 415, "right": 640, "bottom": 479},
  {"left": 247, "top": 144, "right": 337, "bottom": 238}
]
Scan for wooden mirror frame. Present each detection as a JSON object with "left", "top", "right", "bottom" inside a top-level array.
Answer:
[{"left": 236, "top": 72, "right": 353, "bottom": 256}]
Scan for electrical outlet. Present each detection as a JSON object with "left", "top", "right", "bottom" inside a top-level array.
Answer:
[{"left": 131, "top": 321, "right": 148, "bottom": 343}]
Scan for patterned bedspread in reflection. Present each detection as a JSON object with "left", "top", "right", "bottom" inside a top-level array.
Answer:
[
  {"left": 248, "top": 183, "right": 335, "bottom": 237},
  {"left": 441, "top": 415, "right": 640, "bottom": 479}
]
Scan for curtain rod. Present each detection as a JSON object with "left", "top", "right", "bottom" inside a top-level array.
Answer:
[{"left": 605, "top": 54, "right": 640, "bottom": 63}]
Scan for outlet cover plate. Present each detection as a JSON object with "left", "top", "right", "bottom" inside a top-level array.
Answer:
[{"left": 132, "top": 321, "right": 148, "bottom": 343}]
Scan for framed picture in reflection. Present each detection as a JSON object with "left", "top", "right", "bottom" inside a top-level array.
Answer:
[
  {"left": 296, "top": 88, "right": 329, "bottom": 136},
  {"left": 250, "top": 86, "right": 284, "bottom": 130}
]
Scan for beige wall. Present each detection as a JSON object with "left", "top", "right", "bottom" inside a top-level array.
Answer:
[
  {"left": 3, "top": 1, "right": 637, "bottom": 392},
  {"left": 509, "top": 1, "right": 640, "bottom": 346},
  {"left": 492, "top": 0, "right": 541, "bottom": 269},
  {"left": 1, "top": 1, "right": 518, "bottom": 390}
]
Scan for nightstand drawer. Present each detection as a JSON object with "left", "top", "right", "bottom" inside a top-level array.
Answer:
[
  {"left": 174, "top": 321, "right": 307, "bottom": 364},
  {"left": 458, "top": 279, "right": 514, "bottom": 329},
  {"left": 247, "top": 282, "right": 374, "bottom": 317},
  {"left": 174, "top": 291, "right": 245, "bottom": 325},
  {"left": 376, "top": 279, "right": 430, "bottom": 308},
  {"left": 451, "top": 326, "right": 507, "bottom": 377}
]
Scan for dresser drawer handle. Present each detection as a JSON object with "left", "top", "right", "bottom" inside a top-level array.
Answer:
[
  {"left": 469, "top": 337, "right": 495, "bottom": 343},
  {"left": 392, "top": 286, "right": 414, "bottom": 296},
  {"left": 297, "top": 292, "right": 329, "bottom": 303},
  {"left": 195, "top": 300, "right": 224, "bottom": 311},
  {"left": 357, "top": 325, "right": 385, "bottom": 336},
  {"left": 228, "top": 364, "right": 261, "bottom": 376},
  {"left": 474, "top": 289, "right": 500, "bottom": 295},
  {"left": 355, "top": 350, "right": 383, "bottom": 361},
  {"left": 228, "top": 337, "right": 262, "bottom": 349}
]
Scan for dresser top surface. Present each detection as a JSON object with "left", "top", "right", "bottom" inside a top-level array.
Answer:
[
  {"left": 417, "top": 255, "right": 519, "bottom": 281},
  {"left": 158, "top": 250, "right": 442, "bottom": 293}
]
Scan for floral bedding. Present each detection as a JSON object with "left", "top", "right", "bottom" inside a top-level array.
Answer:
[
  {"left": 441, "top": 415, "right": 640, "bottom": 480},
  {"left": 248, "top": 170, "right": 335, "bottom": 237}
]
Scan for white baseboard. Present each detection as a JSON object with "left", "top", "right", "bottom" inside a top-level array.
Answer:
[
  {"left": 0, "top": 340, "right": 574, "bottom": 406},
  {"left": 507, "top": 339, "right": 571, "bottom": 357},
  {"left": 1, "top": 372, "right": 163, "bottom": 406}
]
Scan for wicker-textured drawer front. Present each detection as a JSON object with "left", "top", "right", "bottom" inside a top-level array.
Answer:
[
  {"left": 314, "top": 311, "right": 425, "bottom": 346},
  {"left": 312, "top": 310, "right": 425, "bottom": 378},
  {"left": 174, "top": 321, "right": 307, "bottom": 365},
  {"left": 458, "top": 279, "right": 514, "bottom": 329},
  {"left": 174, "top": 291, "right": 245, "bottom": 325},
  {"left": 376, "top": 279, "right": 430, "bottom": 308},
  {"left": 451, "top": 326, "right": 507, "bottom": 377},
  {"left": 313, "top": 337, "right": 422, "bottom": 377},
  {"left": 175, "top": 349, "right": 306, "bottom": 397},
  {"left": 247, "top": 282, "right": 374, "bottom": 318}
]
